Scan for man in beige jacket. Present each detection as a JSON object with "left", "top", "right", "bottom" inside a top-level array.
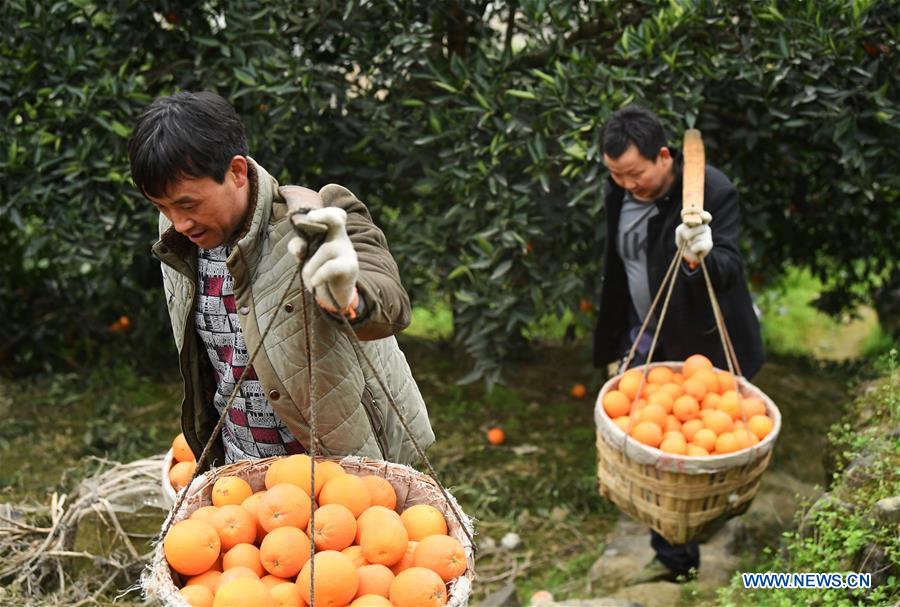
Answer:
[{"left": 128, "top": 91, "right": 434, "bottom": 469}]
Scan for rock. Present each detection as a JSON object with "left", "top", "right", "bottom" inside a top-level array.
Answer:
[
  {"left": 843, "top": 452, "right": 879, "bottom": 489},
  {"left": 478, "top": 535, "right": 497, "bottom": 551},
  {"left": 500, "top": 532, "right": 522, "bottom": 550},
  {"left": 696, "top": 518, "right": 744, "bottom": 590},
  {"left": 853, "top": 542, "right": 898, "bottom": 589},
  {"left": 588, "top": 516, "right": 654, "bottom": 590},
  {"left": 610, "top": 581, "right": 682, "bottom": 607},
  {"left": 476, "top": 582, "right": 519, "bottom": 607},
  {"left": 871, "top": 496, "right": 900, "bottom": 527},
  {"left": 799, "top": 492, "right": 853, "bottom": 540}
]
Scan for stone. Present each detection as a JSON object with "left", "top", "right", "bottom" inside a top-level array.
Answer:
[
  {"left": 610, "top": 581, "right": 683, "bottom": 607},
  {"left": 843, "top": 452, "right": 879, "bottom": 489},
  {"left": 500, "top": 531, "right": 522, "bottom": 550},
  {"left": 871, "top": 496, "right": 900, "bottom": 527},
  {"left": 799, "top": 492, "right": 854, "bottom": 540},
  {"left": 476, "top": 582, "right": 519, "bottom": 607},
  {"left": 588, "top": 516, "right": 655, "bottom": 590},
  {"left": 853, "top": 542, "right": 898, "bottom": 588}
]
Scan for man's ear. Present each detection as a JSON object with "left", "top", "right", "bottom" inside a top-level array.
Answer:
[
  {"left": 229, "top": 155, "right": 249, "bottom": 188},
  {"left": 658, "top": 146, "right": 672, "bottom": 161}
]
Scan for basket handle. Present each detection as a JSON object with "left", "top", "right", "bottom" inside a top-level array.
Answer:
[{"left": 681, "top": 129, "right": 705, "bottom": 227}]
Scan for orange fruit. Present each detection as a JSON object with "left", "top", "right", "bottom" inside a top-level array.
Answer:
[
  {"left": 413, "top": 534, "right": 467, "bottom": 582},
  {"left": 715, "top": 432, "right": 740, "bottom": 454},
  {"left": 691, "top": 428, "right": 718, "bottom": 452},
  {"left": 741, "top": 397, "right": 767, "bottom": 418},
  {"left": 389, "top": 567, "right": 448, "bottom": 607},
  {"left": 361, "top": 516, "right": 409, "bottom": 566},
  {"left": 342, "top": 545, "right": 369, "bottom": 568},
  {"left": 351, "top": 596, "right": 393, "bottom": 606},
  {"left": 172, "top": 433, "right": 196, "bottom": 463},
  {"left": 185, "top": 569, "right": 222, "bottom": 593},
  {"left": 213, "top": 578, "right": 272, "bottom": 607},
  {"left": 647, "top": 366, "right": 675, "bottom": 385},
  {"left": 630, "top": 421, "right": 663, "bottom": 448},
  {"left": 317, "top": 460, "right": 349, "bottom": 485},
  {"left": 215, "top": 566, "right": 259, "bottom": 592},
  {"left": 270, "top": 582, "right": 304, "bottom": 607},
  {"left": 258, "top": 483, "right": 312, "bottom": 532},
  {"left": 356, "top": 506, "right": 402, "bottom": 544},
  {"left": 638, "top": 403, "right": 667, "bottom": 428},
  {"left": 260, "top": 526, "right": 311, "bottom": 578},
  {"left": 319, "top": 474, "right": 372, "bottom": 518},
  {"left": 211, "top": 476, "right": 254, "bottom": 507},
  {"left": 659, "top": 382, "right": 684, "bottom": 400},
  {"left": 211, "top": 504, "right": 258, "bottom": 551},
  {"left": 389, "top": 541, "right": 418, "bottom": 575},
  {"left": 703, "top": 409, "right": 734, "bottom": 435},
  {"left": 686, "top": 444, "right": 710, "bottom": 457},
  {"left": 682, "top": 354, "right": 713, "bottom": 378},
  {"left": 223, "top": 543, "right": 264, "bottom": 577},
  {"left": 399, "top": 504, "right": 448, "bottom": 541},
  {"left": 717, "top": 390, "right": 741, "bottom": 417},
  {"left": 360, "top": 475, "right": 398, "bottom": 510},
  {"left": 579, "top": 298, "right": 593, "bottom": 313},
  {"left": 691, "top": 368, "right": 720, "bottom": 396},
  {"left": 672, "top": 395, "right": 700, "bottom": 422},
  {"left": 241, "top": 491, "right": 268, "bottom": 544},
  {"left": 570, "top": 383, "right": 587, "bottom": 399},
  {"left": 264, "top": 458, "right": 289, "bottom": 490},
  {"left": 169, "top": 461, "right": 197, "bottom": 492},
  {"left": 663, "top": 415, "right": 682, "bottom": 433},
  {"left": 648, "top": 390, "right": 674, "bottom": 414},
  {"left": 190, "top": 505, "right": 219, "bottom": 524},
  {"left": 748, "top": 414, "right": 774, "bottom": 440},
  {"left": 613, "top": 416, "right": 631, "bottom": 433},
  {"left": 617, "top": 369, "right": 644, "bottom": 401},
  {"left": 732, "top": 427, "right": 753, "bottom": 449},
  {"left": 701, "top": 392, "right": 721, "bottom": 410},
  {"left": 267, "top": 454, "right": 336, "bottom": 498},
  {"left": 309, "top": 503, "right": 358, "bottom": 551},
  {"left": 296, "top": 550, "right": 360, "bottom": 607},
  {"left": 260, "top": 574, "right": 292, "bottom": 589},
  {"left": 660, "top": 436, "right": 688, "bottom": 455},
  {"left": 681, "top": 419, "right": 704, "bottom": 442},
  {"left": 355, "top": 563, "right": 395, "bottom": 598},
  {"left": 164, "top": 519, "right": 221, "bottom": 576},
  {"left": 180, "top": 584, "right": 214, "bottom": 607},
  {"left": 717, "top": 370, "right": 737, "bottom": 393},
  {"left": 486, "top": 427, "right": 505, "bottom": 445},
  {"left": 681, "top": 377, "right": 708, "bottom": 401},
  {"left": 602, "top": 390, "right": 631, "bottom": 418}
]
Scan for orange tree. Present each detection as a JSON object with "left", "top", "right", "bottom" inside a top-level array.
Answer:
[{"left": 1, "top": 0, "right": 897, "bottom": 382}]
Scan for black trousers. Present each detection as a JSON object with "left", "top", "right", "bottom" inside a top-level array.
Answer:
[{"left": 651, "top": 529, "right": 700, "bottom": 575}]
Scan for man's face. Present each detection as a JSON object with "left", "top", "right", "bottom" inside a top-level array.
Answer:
[
  {"left": 603, "top": 144, "right": 674, "bottom": 203},
  {"left": 147, "top": 156, "right": 250, "bottom": 249}
]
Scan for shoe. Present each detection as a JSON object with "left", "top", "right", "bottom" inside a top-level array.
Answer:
[{"left": 625, "top": 558, "right": 696, "bottom": 585}]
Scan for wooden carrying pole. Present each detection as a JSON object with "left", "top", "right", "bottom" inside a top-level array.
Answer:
[{"left": 682, "top": 129, "right": 705, "bottom": 226}]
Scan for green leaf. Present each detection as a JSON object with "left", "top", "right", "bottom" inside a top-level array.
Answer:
[
  {"left": 505, "top": 89, "right": 537, "bottom": 100},
  {"left": 233, "top": 68, "right": 257, "bottom": 86}
]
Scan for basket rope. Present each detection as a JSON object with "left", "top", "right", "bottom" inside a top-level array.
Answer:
[
  {"left": 612, "top": 241, "right": 762, "bottom": 514},
  {"left": 159, "top": 214, "right": 474, "bottom": 606}
]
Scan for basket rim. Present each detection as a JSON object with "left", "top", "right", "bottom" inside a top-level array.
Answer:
[{"left": 594, "top": 362, "right": 782, "bottom": 467}]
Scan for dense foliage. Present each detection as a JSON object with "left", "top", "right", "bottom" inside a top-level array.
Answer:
[{"left": 2, "top": 0, "right": 898, "bottom": 382}]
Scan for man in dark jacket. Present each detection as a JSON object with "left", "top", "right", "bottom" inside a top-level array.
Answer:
[{"left": 593, "top": 105, "right": 764, "bottom": 582}]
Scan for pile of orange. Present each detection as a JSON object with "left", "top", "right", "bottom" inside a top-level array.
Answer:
[
  {"left": 600, "top": 354, "right": 774, "bottom": 457},
  {"left": 165, "top": 454, "right": 467, "bottom": 607},
  {"left": 169, "top": 433, "right": 198, "bottom": 492}
]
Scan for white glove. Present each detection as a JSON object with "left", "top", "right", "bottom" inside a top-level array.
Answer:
[
  {"left": 290, "top": 207, "right": 359, "bottom": 312},
  {"left": 675, "top": 210, "right": 713, "bottom": 266}
]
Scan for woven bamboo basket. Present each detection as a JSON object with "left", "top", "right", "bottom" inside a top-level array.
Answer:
[
  {"left": 143, "top": 455, "right": 476, "bottom": 606},
  {"left": 595, "top": 362, "right": 781, "bottom": 545}
]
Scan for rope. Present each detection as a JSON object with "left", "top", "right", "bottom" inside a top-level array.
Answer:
[
  {"left": 319, "top": 287, "right": 477, "bottom": 552},
  {"left": 160, "top": 265, "right": 301, "bottom": 539},
  {"left": 298, "top": 267, "right": 318, "bottom": 607}
]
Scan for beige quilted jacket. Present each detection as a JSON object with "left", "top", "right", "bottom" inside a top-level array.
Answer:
[{"left": 151, "top": 158, "right": 434, "bottom": 469}]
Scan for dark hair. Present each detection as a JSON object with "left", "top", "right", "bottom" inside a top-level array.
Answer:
[
  {"left": 601, "top": 105, "right": 668, "bottom": 161},
  {"left": 128, "top": 91, "right": 249, "bottom": 198}
]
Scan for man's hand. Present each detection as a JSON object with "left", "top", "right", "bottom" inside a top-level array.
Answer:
[
  {"left": 292, "top": 207, "right": 359, "bottom": 312},
  {"left": 675, "top": 210, "right": 713, "bottom": 268}
]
